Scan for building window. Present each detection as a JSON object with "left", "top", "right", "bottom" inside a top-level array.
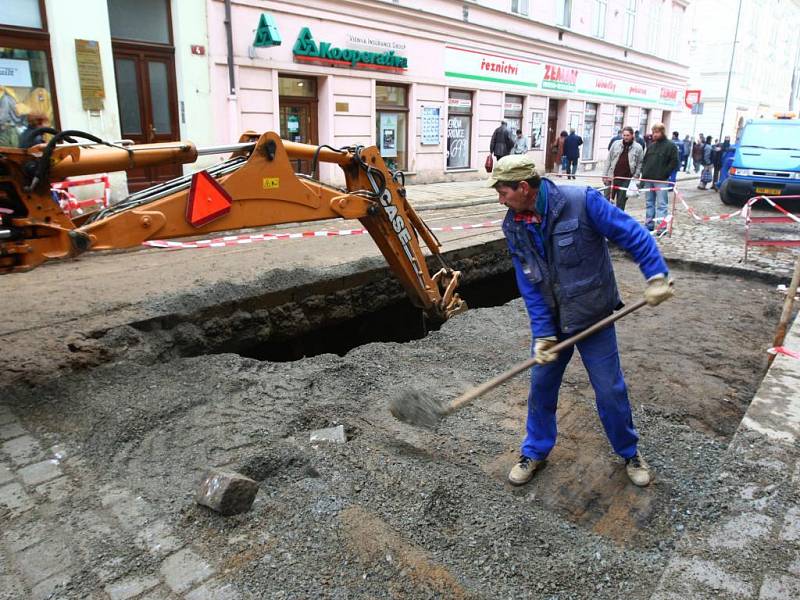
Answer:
[
  {"left": 624, "top": 0, "right": 637, "bottom": 47},
  {"left": 669, "top": 7, "right": 681, "bottom": 59},
  {"left": 582, "top": 103, "right": 597, "bottom": 160},
  {"left": 0, "top": 1, "right": 57, "bottom": 146},
  {"left": 639, "top": 109, "right": 650, "bottom": 139},
  {"left": 108, "top": 0, "right": 171, "bottom": 44},
  {"left": 613, "top": 105, "right": 625, "bottom": 136},
  {"left": 511, "top": 0, "right": 529, "bottom": 16},
  {"left": 648, "top": 0, "right": 662, "bottom": 54},
  {"left": 504, "top": 94, "right": 524, "bottom": 138},
  {"left": 376, "top": 83, "right": 408, "bottom": 171},
  {"left": 593, "top": 0, "right": 607, "bottom": 38},
  {"left": 0, "top": 0, "right": 43, "bottom": 29},
  {"left": 446, "top": 90, "right": 472, "bottom": 169},
  {"left": 556, "top": 0, "right": 572, "bottom": 27}
]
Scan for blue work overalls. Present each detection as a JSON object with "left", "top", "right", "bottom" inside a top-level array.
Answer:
[{"left": 503, "top": 180, "right": 668, "bottom": 460}]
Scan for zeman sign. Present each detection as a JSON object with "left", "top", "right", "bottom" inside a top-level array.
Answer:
[{"left": 293, "top": 27, "right": 408, "bottom": 72}]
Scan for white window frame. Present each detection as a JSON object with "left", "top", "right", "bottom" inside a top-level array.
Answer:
[
  {"left": 593, "top": 0, "right": 607, "bottom": 38},
  {"left": 511, "top": 0, "right": 529, "bottom": 16},
  {"left": 624, "top": 0, "right": 637, "bottom": 47},
  {"left": 556, "top": 0, "right": 572, "bottom": 28},
  {"left": 648, "top": 0, "right": 662, "bottom": 54}
]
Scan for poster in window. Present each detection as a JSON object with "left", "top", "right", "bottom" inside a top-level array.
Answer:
[
  {"left": 447, "top": 115, "right": 470, "bottom": 169},
  {"left": 0, "top": 59, "right": 32, "bottom": 87},
  {"left": 569, "top": 112, "right": 581, "bottom": 133},
  {"left": 379, "top": 113, "right": 398, "bottom": 157},
  {"left": 421, "top": 106, "right": 440, "bottom": 145},
  {"left": 530, "top": 111, "right": 544, "bottom": 150}
]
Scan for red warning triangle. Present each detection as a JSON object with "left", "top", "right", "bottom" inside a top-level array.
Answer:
[{"left": 186, "top": 171, "right": 232, "bottom": 228}]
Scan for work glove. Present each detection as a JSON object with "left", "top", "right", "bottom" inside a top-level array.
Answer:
[
  {"left": 533, "top": 336, "right": 559, "bottom": 365},
  {"left": 644, "top": 274, "right": 674, "bottom": 306}
]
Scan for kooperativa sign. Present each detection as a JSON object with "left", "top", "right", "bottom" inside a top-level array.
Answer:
[{"left": 293, "top": 27, "right": 408, "bottom": 73}]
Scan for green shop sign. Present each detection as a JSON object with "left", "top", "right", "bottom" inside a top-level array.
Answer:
[{"left": 292, "top": 27, "right": 408, "bottom": 72}]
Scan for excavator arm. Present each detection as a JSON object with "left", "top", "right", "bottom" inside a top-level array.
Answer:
[{"left": 0, "top": 131, "right": 466, "bottom": 322}]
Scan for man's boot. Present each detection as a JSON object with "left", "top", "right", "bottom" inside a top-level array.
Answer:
[
  {"left": 508, "top": 455, "right": 543, "bottom": 486},
  {"left": 625, "top": 452, "right": 652, "bottom": 487}
]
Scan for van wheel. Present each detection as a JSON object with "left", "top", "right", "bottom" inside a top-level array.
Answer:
[{"left": 719, "top": 180, "right": 739, "bottom": 206}]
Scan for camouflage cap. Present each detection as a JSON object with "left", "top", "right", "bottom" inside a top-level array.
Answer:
[{"left": 486, "top": 154, "right": 537, "bottom": 187}]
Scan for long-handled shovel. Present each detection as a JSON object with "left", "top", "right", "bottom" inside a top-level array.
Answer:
[{"left": 389, "top": 298, "right": 648, "bottom": 428}]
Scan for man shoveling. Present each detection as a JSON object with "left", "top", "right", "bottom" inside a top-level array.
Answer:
[{"left": 489, "top": 155, "right": 673, "bottom": 487}]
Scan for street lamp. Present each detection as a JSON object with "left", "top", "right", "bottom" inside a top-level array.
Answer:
[{"left": 720, "top": 0, "right": 743, "bottom": 141}]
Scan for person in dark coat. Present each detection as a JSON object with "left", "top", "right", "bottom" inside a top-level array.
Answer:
[
  {"left": 563, "top": 129, "right": 583, "bottom": 180},
  {"left": 641, "top": 123, "right": 679, "bottom": 232},
  {"left": 490, "top": 121, "right": 515, "bottom": 161}
]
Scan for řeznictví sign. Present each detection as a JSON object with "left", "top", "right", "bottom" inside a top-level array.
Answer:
[{"left": 292, "top": 27, "right": 408, "bottom": 72}]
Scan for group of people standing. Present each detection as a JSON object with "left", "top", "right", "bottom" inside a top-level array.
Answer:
[
  {"left": 603, "top": 123, "right": 679, "bottom": 234},
  {"left": 684, "top": 133, "right": 731, "bottom": 190},
  {"left": 489, "top": 121, "right": 531, "bottom": 162},
  {"left": 490, "top": 119, "right": 732, "bottom": 234}
]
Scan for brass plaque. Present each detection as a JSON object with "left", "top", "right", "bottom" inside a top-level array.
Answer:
[
  {"left": 335, "top": 102, "right": 350, "bottom": 112},
  {"left": 75, "top": 39, "right": 105, "bottom": 111}
]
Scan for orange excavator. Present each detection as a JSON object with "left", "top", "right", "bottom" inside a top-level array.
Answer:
[{"left": 0, "top": 130, "right": 466, "bottom": 322}]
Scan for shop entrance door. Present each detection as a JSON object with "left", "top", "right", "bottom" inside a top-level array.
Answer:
[
  {"left": 545, "top": 99, "right": 559, "bottom": 172},
  {"left": 279, "top": 101, "right": 317, "bottom": 174}
]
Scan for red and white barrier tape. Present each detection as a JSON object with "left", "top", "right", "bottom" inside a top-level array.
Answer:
[
  {"left": 749, "top": 195, "right": 800, "bottom": 224},
  {"left": 144, "top": 219, "right": 503, "bottom": 250},
  {"left": 676, "top": 192, "right": 800, "bottom": 224},
  {"left": 768, "top": 346, "right": 800, "bottom": 360},
  {"left": 677, "top": 190, "right": 745, "bottom": 222}
]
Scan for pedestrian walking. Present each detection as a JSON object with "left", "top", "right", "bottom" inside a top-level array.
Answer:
[
  {"left": 634, "top": 130, "right": 645, "bottom": 149},
  {"left": 698, "top": 135, "right": 714, "bottom": 190},
  {"left": 641, "top": 123, "right": 679, "bottom": 233},
  {"left": 512, "top": 129, "right": 528, "bottom": 154},
  {"left": 563, "top": 128, "right": 583, "bottom": 180},
  {"left": 682, "top": 135, "right": 692, "bottom": 172},
  {"left": 671, "top": 131, "right": 684, "bottom": 169},
  {"left": 691, "top": 134, "right": 705, "bottom": 173},
  {"left": 556, "top": 130, "right": 568, "bottom": 174},
  {"left": 711, "top": 136, "right": 731, "bottom": 190},
  {"left": 490, "top": 121, "right": 515, "bottom": 161},
  {"left": 487, "top": 154, "right": 674, "bottom": 488},
  {"left": 603, "top": 126, "right": 643, "bottom": 212}
]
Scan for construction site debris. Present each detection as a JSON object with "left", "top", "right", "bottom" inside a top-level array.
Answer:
[
  {"left": 195, "top": 469, "right": 258, "bottom": 516},
  {"left": 309, "top": 425, "right": 347, "bottom": 444}
]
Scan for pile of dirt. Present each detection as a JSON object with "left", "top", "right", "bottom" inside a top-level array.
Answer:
[{"left": 3, "top": 260, "right": 779, "bottom": 598}]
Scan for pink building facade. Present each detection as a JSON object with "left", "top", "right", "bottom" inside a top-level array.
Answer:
[{"left": 208, "top": 0, "right": 689, "bottom": 185}]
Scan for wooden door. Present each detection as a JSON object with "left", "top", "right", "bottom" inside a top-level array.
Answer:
[
  {"left": 113, "top": 45, "right": 181, "bottom": 192},
  {"left": 279, "top": 99, "right": 318, "bottom": 175},
  {"left": 545, "top": 110, "right": 559, "bottom": 172}
]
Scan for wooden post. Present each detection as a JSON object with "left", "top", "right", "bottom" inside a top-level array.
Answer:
[{"left": 770, "top": 255, "right": 800, "bottom": 365}]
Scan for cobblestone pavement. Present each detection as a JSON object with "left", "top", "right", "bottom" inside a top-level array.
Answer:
[{"left": 0, "top": 404, "right": 240, "bottom": 599}]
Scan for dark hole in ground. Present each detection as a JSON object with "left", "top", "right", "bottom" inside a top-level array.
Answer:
[{"left": 216, "top": 268, "right": 520, "bottom": 362}]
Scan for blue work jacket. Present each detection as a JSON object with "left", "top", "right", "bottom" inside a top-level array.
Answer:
[{"left": 503, "top": 179, "right": 668, "bottom": 337}]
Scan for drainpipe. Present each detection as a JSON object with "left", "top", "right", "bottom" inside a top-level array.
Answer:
[{"left": 224, "top": 0, "right": 239, "bottom": 140}]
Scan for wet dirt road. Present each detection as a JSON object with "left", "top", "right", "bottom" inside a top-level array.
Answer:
[{"left": 1, "top": 257, "right": 780, "bottom": 599}]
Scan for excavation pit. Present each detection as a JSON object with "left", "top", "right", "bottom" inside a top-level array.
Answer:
[{"left": 1, "top": 247, "right": 785, "bottom": 599}]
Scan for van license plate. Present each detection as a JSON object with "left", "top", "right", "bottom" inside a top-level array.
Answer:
[{"left": 755, "top": 187, "right": 782, "bottom": 195}]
